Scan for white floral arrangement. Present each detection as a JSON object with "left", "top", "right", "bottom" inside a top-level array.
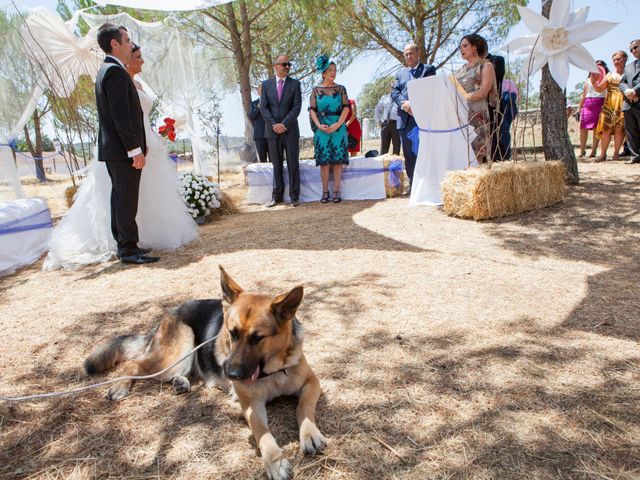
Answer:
[{"left": 178, "top": 171, "right": 222, "bottom": 219}]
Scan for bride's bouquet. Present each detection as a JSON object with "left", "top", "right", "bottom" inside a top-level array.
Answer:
[{"left": 178, "top": 172, "right": 222, "bottom": 220}]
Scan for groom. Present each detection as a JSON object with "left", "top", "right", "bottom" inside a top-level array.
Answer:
[{"left": 96, "top": 23, "right": 158, "bottom": 264}]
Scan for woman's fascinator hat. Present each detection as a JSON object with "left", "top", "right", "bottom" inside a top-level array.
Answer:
[{"left": 316, "top": 54, "right": 331, "bottom": 73}]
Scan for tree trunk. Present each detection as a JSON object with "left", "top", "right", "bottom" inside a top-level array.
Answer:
[
  {"left": 540, "top": 0, "right": 578, "bottom": 184},
  {"left": 23, "top": 111, "right": 47, "bottom": 183}
]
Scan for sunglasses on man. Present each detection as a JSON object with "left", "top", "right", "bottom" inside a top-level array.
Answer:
[
  {"left": 631, "top": 45, "right": 639, "bottom": 52},
  {"left": 276, "top": 62, "right": 292, "bottom": 67}
]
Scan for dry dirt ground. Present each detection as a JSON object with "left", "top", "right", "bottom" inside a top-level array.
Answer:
[{"left": 1, "top": 159, "right": 639, "bottom": 479}]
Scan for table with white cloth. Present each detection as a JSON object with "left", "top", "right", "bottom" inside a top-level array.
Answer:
[
  {"left": 0, "top": 198, "right": 52, "bottom": 276},
  {"left": 406, "top": 75, "right": 477, "bottom": 206},
  {"left": 246, "top": 156, "right": 392, "bottom": 204}
]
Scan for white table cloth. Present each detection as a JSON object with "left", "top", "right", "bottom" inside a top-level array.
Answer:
[
  {"left": 0, "top": 198, "right": 52, "bottom": 276},
  {"left": 407, "top": 75, "right": 477, "bottom": 206},
  {"left": 246, "top": 156, "right": 387, "bottom": 204}
]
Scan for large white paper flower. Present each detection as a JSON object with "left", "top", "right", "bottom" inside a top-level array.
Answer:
[{"left": 500, "top": 0, "right": 618, "bottom": 89}]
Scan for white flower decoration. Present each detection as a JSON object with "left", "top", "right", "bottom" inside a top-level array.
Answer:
[{"left": 500, "top": 0, "right": 618, "bottom": 89}]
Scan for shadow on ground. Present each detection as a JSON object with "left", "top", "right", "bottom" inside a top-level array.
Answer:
[{"left": 484, "top": 174, "right": 640, "bottom": 343}]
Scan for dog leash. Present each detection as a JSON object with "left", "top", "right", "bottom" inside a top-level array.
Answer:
[{"left": 0, "top": 335, "right": 219, "bottom": 403}]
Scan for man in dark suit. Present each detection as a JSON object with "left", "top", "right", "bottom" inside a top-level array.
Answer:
[
  {"left": 392, "top": 43, "right": 436, "bottom": 192},
  {"left": 95, "top": 23, "right": 158, "bottom": 264},
  {"left": 487, "top": 52, "right": 505, "bottom": 161},
  {"left": 621, "top": 39, "right": 640, "bottom": 164},
  {"left": 260, "top": 55, "right": 302, "bottom": 207},
  {"left": 249, "top": 84, "right": 269, "bottom": 163}
]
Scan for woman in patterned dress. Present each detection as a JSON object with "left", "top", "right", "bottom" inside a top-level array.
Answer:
[
  {"left": 309, "top": 55, "right": 351, "bottom": 203},
  {"left": 454, "top": 34, "right": 498, "bottom": 164},
  {"left": 593, "top": 51, "right": 627, "bottom": 161}
]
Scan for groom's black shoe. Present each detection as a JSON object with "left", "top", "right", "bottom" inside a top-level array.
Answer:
[{"left": 120, "top": 253, "right": 160, "bottom": 264}]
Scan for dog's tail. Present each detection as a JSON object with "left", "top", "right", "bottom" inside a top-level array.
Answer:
[{"left": 84, "top": 334, "right": 147, "bottom": 375}]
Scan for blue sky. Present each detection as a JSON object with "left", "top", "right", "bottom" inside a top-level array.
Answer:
[{"left": 7, "top": 0, "right": 637, "bottom": 137}]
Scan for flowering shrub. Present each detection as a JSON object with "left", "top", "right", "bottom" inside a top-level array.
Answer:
[{"left": 178, "top": 172, "right": 221, "bottom": 219}]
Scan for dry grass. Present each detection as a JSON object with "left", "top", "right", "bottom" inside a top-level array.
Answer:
[
  {"left": 442, "top": 161, "right": 566, "bottom": 221},
  {"left": 1, "top": 158, "right": 639, "bottom": 479}
]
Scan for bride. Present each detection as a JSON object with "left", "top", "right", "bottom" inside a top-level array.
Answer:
[{"left": 43, "top": 43, "right": 198, "bottom": 270}]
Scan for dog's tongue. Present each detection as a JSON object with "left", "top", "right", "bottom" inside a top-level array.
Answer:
[{"left": 243, "top": 364, "right": 260, "bottom": 384}]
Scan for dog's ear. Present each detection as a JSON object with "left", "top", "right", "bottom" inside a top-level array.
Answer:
[
  {"left": 271, "top": 285, "right": 303, "bottom": 325},
  {"left": 219, "top": 265, "right": 243, "bottom": 304}
]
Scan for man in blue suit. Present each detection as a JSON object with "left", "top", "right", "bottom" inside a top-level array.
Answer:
[{"left": 391, "top": 43, "right": 436, "bottom": 192}]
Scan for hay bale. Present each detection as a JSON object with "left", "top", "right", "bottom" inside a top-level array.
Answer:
[
  {"left": 64, "top": 185, "right": 79, "bottom": 208},
  {"left": 441, "top": 161, "right": 566, "bottom": 220},
  {"left": 206, "top": 191, "right": 239, "bottom": 222},
  {"left": 380, "top": 154, "right": 406, "bottom": 197}
]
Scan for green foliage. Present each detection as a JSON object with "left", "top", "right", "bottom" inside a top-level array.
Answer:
[
  {"left": 357, "top": 76, "right": 394, "bottom": 120},
  {"left": 301, "top": 0, "right": 528, "bottom": 67},
  {"left": 178, "top": 1, "right": 359, "bottom": 91},
  {"left": 14, "top": 133, "right": 55, "bottom": 152},
  {"left": 48, "top": 74, "right": 99, "bottom": 144},
  {"left": 57, "top": 0, "right": 167, "bottom": 29},
  {"left": 567, "top": 81, "right": 585, "bottom": 105}
]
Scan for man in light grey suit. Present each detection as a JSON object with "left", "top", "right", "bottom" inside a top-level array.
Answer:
[
  {"left": 260, "top": 55, "right": 302, "bottom": 206},
  {"left": 621, "top": 39, "right": 640, "bottom": 164}
]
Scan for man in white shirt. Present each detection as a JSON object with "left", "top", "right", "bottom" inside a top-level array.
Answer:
[{"left": 374, "top": 82, "right": 400, "bottom": 155}]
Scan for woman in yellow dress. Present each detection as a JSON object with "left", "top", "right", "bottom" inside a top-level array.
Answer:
[{"left": 593, "top": 51, "right": 627, "bottom": 161}]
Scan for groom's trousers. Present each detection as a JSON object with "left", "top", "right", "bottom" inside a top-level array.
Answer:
[{"left": 105, "top": 160, "right": 142, "bottom": 257}]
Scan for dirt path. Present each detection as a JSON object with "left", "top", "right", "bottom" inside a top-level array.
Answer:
[{"left": 1, "top": 161, "right": 639, "bottom": 479}]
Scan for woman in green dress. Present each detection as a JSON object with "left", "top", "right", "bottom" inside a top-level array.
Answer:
[{"left": 309, "top": 55, "right": 351, "bottom": 203}]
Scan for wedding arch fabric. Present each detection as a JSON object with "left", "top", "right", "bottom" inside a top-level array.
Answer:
[
  {"left": 0, "top": 10, "right": 40, "bottom": 202},
  {"left": 92, "top": 0, "right": 232, "bottom": 12},
  {"left": 74, "top": 10, "right": 222, "bottom": 175},
  {"left": 0, "top": 7, "right": 224, "bottom": 201},
  {"left": 406, "top": 75, "right": 477, "bottom": 206}
]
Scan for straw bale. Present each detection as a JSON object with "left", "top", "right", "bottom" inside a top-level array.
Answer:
[
  {"left": 64, "top": 184, "right": 79, "bottom": 208},
  {"left": 442, "top": 161, "right": 566, "bottom": 220},
  {"left": 379, "top": 154, "right": 406, "bottom": 197}
]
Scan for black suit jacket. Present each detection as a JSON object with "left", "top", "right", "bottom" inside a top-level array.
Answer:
[
  {"left": 487, "top": 53, "right": 505, "bottom": 96},
  {"left": 620, "top": 60, "right": 640, "bottom": 111},
  {"left": 259, "top": 77, "right": 302, "bottom": 139},
  {"left": 95, "top": 56, "right": 146, "bottom": 162},
  {"left": 249, "top": 98, "right": 266, "bottom": 139},
  {"left": 391, "top": 63, "right": 437, "bottom": 130}
]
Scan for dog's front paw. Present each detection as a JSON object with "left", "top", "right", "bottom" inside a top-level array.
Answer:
[
  {"left": 106, "top": 385, "right": 129, "bottom": 401},
  {"left": 264, "top": 456, "right": 292, "bottom": 480},
  {"left": 299, "top": 419, "right": 327, "bottom": 455},
  {"left": 172, "top": 376, "right": 191, "bottom": 394}
]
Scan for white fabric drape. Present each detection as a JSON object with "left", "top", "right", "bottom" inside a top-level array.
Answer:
[
  {"left": 246, "top": 157, "right": 387, "bottom": 204},
  {"left": 21, "top": 7, "right": 103, "bottom": 98},
  {"left": 407, "top": 75, "right": 477, "bottom": 206},
  {"left": 0, "top": 9, "right": 41, "bottom": 202},
  {"left": 76, "top": 11, "right": 221, "bottom": 175},
  {"left": 93, "top": 0, "right": 232, "bottom": 12},
  {"left": 0, "top": 197, "right": 52, "bottom": 276}
]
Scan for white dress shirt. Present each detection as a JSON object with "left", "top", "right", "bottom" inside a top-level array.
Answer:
[{"left": 374, "top": 94, "right": 399, "bottom": 124}]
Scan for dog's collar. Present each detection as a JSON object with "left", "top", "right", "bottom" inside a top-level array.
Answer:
[
  {"left": 257, "top": 363, "right": 288, "bottom": 380},
  {"left": 258, "top": 367, "right": 287, "bottom": 379}
]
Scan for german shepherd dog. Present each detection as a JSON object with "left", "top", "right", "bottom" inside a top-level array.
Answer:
[{"left": 84, "top": 266, "right": 326, "bottom": 480}]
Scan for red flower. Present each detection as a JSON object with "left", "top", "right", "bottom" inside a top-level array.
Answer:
[{"left": 158, "top": 117, "right": 176, "bottom": 142}]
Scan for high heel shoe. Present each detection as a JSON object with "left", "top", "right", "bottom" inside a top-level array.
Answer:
[
  {"left": 320, "top": 191, "right": 330, "bottom": 204},
  {"left": 333, "top": 191, "right": 342, "bottom": 203}
]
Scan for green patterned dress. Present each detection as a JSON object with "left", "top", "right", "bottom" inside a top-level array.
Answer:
[{"left": 310, "top": 84, "right": 350, "bottom": 166}]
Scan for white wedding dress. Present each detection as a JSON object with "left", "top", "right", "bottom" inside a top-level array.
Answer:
[{"left": 43, "top": 88, "right": 198, "bottom": 270}]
